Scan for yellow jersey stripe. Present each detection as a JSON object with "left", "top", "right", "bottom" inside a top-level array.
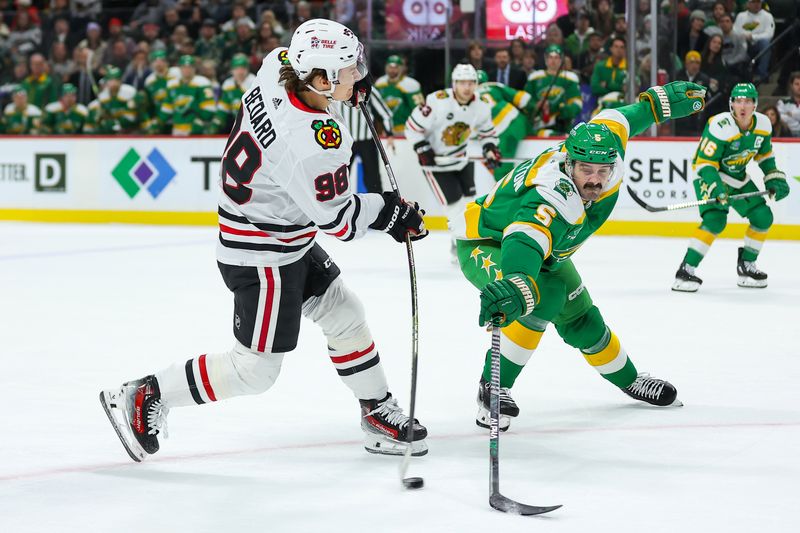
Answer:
[
  {"left": 592, "top": 117, "right": 629, "bottom": 151},
  {"left": 584, "top": 332, "right": 621, "bottom": 367},
  {"left": 523, "top": 151, "right": 556, "bottom": 187},
  {"left": 596, "top": 180, "right": 621, "bottom": 202},
  {"left": 502, "top": 322, "right": 544, "bottom": 350}
]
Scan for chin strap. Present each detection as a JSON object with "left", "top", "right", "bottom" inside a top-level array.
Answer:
[{"left": 307, "top": 84, "right": 335, "bottom": 102}]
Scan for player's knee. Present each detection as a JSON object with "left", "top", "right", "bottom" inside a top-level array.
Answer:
[
  {"left": 556, "top": 306, "right": 607, "bottom": 350},
  {"left": 304, "top": 278, "right": 370, "bottom": 344},
  {"left": 229, "top": 342, "right": 285, "bottom": 395},
  {"left": 748, "top": 204, "right": 773, "bottom": 231},
  {"left": 701, "top": 210, "right": 727, "bottom": 235}
]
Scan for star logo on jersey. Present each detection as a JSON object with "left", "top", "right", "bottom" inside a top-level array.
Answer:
[
  {"left": 111, "top": 148, "right": 176, "bottom": 199},
  {"left": 311, "top": 119, "right": 342, "bottom": 149},
  {"left": 470, "top": 246, "right": 484, "bottom": 265},
  {"left": 481, "top": 254, "right": 496, "bottom": 276},
  {"left": 278, "top": 50, "right": 290, "bottom": 65}
]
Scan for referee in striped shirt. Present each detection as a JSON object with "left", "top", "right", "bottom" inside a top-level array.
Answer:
[{"left": 337, "top": 89, "right": 394, "bottom": 193}]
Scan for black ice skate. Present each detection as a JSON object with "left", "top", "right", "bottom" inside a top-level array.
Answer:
[
  {"left": 672, "top": 262, "right": 703, "bottom": 292},
  {"left": 737, "top": 247, "right": 768, "bottom": 288},
  {"left": 622, "top": 373, "right": 682, "bottom": 407},
  {"left": 476, "top": 376, "right": 519, "bottom": 432},
  {"left": 360, "top": 393, "right": 428, "bottom": 456},
  {"left": 99, "top": 375, "right": 169, "bottom": 462}
]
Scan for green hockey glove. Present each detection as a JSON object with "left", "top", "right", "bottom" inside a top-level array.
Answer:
[
  {"left": 764, "top": 170, "right": 790, "bottom": 201},
  {"left": 478, "top": 274, "right": 536, "bottom": 327},
  {"left": 639, "top": 81, "right": 707, "bottom": 124}
]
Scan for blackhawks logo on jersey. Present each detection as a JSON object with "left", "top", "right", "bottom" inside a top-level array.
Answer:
[
  {"left": 312, "top": 118, "right": 342, "bottom": 149},
  {"left": 441, "top": 121, "right": 471, "bottom": 146},
  {"left": 435, "top": 90, "right": 448, "bottom": 99},
  {"left": 554, "top": 177, "right": 575, "bottom": 199},
  {"left": 278, "top": 50, "right": 290, "bottom": 65}
]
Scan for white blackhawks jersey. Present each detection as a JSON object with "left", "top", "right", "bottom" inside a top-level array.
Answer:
[
  {"left": 216, "top": 48, "right": 385, "bottom": 267},
  {"left": 404, "top": 88, "right": 498, "bottom": 171}
]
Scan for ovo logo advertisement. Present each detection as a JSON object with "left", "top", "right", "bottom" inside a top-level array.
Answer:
[
  {"left": 486, "top": 0, "right": 566, "bottom": 41},
  {"left": 112, "top": 148, "right": 176, "bottom": 199},
  {"left": 402, "top": 0, "right": 450, "bottom": 25}
]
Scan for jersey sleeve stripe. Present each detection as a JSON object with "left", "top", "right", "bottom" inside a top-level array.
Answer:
[
  {"left": 318, "top": 199, "right": 353, "bottom": 230},
  {"left": 407, "top": 116, "right": 425, "bottom": 132},
  {"left": 341, "top": 195, "right": 361, "bottom": 242},
  {"left": 502, "top": 222, "right": 552, "bottom": 259},
  {"left": 494, "top": 103, "right": 515, "bottom": 126},
  {"left": 595, "top": 180, "right": 621, "bottom": 202},
  {"left": 591, "top": 109, "right": 630, "bottom": 151},
  {"left": 754, "top": 150, "right": 774, "bottom": 162},
  {"left": 693, "top": 157, "right": 720, "bottom": 170},
  {"left": 464, "top": 201, "right": 482, "bottom": 239},
  {"left": 512, "top": 91, "right": 528, "bottom": 108},
  {"left": 753, "top": 129, "right": 770, "bottom": 136},
  {"left": 523, "top": 151, "right": 556, "bottom": 187}
]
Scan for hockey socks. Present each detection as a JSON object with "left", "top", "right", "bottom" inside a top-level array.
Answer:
[
  {"left": 742, "top": 226, "right": 768, "bottom": 262},
  {"left": 683, "top": 227, "right": 717, "bottom": 267},
  {"left": 481, "top": 323, "right": 543, "bottom": 389},
  {"left": 580, "top": 330, "right": 638, "bottom": 388}
]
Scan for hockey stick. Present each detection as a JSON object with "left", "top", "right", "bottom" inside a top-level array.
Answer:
[
  {"left": 488, "top": 322, "right": 562, "bottom": 515},
  {"left": 626, "top": 185, "right": 770, "bottom": 213},
  {"left": 358, "top": 101, "right": 423, "bottom": 490}
]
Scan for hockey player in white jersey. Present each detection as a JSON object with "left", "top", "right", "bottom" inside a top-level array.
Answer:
[
  {"left": 405, "top": 63, "right": 500, "bottom": 256},
  {"left": 100, "top": 19, "right": 430, "bottom": 462}
]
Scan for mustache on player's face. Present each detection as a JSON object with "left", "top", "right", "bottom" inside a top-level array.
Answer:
[{"left": 583, "top": 182, "right": 603, "bottom": 190}]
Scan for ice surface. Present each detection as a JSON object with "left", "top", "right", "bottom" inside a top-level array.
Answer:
[{"left": 1, "top": 223, "right": 799, "bottom": 532}]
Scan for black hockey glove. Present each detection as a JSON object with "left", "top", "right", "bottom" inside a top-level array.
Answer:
[
  {"left": 483, "top": 143, "right": 502, "bottom": 171},
  {"left": 345, "top": 75, "right": 373, "bottom": 108},
  {"left": 413, "top": 141, "right": 436, "bottom": 167},
  {"left": 369, "top": 191, "right": 429, "bottom": 243}
]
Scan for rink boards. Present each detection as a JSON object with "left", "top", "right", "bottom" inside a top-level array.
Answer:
[{"left": 1, "top": 135, "right": 799, "bottom": 239}]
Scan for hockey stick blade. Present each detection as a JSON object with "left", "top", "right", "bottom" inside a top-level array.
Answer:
[
  {"left": 490, "top": 493, "right": 562, "bottom": 516},
  {"left": 626, "top": 185, "right": 665, "bottom": 212}
]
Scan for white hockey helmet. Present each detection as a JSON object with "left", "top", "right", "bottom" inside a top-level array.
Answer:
[
  {"left": 288, "top": 19, "right": 367, "bottom": 98},
  {"left": 451, "top": 63, "right": 478, "bottom": 85}
]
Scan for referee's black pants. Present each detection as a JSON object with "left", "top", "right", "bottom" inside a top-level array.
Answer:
[{"left": 351, "top": 139, "right": 382, "bottom": 193}]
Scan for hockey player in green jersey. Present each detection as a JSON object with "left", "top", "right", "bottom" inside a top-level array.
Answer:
[
  {"left": 524, "top": 44, "right": 582, "bottom": 136},
  {"left": 1, "top": 86, "right": 42, "bottom": 134},
  {"left": 159, "top": 55, "right": 217, "bottom": 136},
  {"left": 456, "top": 81, "right": 707, "bottom": 430},
  {"left": 139, "top": 50, "right": 173, "bottom": 134},
  {"left": 215, "top": 53, "right": 255, "bottom": 133},
  {"left": 375, "top": 55, "right": 423, "bottom": 134},
  {"left": 42, "top": 83, "right": 88, "bottom": 134},
  {"left": 477, "top": 69, "right": 536, "bottom": 181},
  {"left": 84, "top": 66, "right": 138, "bottom": 134},
  {"left": 673, "top": 83, "right": 790, "bottom": 291}
]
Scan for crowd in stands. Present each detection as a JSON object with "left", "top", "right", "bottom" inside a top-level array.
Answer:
[{"left": 1, "top": 0, "right": 798, "bottom": 136}]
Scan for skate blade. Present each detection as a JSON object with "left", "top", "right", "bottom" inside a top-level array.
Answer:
[
  {"left": 364, "top": 435, "right": 428, "bottom": 457},
  {"left": 99, "top": 389, "right": 147, "bottom": 462},
  {"left": 737, "top": 276, "right": 767, "bottom": 288},
  {"left": 671, "top": 280, "right": 700, "bottom": 292},
  {"left": 476, "top": 407, "right": 510, "bottom": 432}
]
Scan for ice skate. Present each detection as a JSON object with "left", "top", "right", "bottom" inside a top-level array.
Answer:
[
  {"left": 360, "top": 393, "right": 428, "bottom": 456},
  {"left": 475, "top": 377, "right": 519, "bottom": 432},
  {"left": 672, "top": 262, "right": 702, "bottom": 292},
  {"left": 99, "top": 375, "right": 169, "bottom": 462},
  {"left": 622, "top": 373, "right": 682, "bottom": 407},
  {"left": 737, "top": 247, "right": 768, "bottom": 288}
]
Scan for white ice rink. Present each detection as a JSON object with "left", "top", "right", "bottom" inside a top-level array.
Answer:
[{"left": 1, "top": 223, "right": 799, "bottom": 533}]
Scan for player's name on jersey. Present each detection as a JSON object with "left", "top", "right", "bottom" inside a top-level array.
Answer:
[{"left": 243, "top": 86, "right": 277, "bottom": 150}]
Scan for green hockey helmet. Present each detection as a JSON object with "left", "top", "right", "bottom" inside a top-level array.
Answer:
[
  {"left": 730, "top": 82, "right": 758, "bottom": 104},
  {"left": 476, "top": 69, "right": 488, "bottom": 85},
  {"left": 564, "top": 122, "right": 618, "bottom": 165}
]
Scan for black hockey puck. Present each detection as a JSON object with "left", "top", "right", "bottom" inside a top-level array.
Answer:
[{"left": 403, "top": 477, "right": 424, "bottom": 490}]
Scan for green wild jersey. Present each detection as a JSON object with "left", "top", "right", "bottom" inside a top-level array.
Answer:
[
  {"left": 591, "top": 57, "right": 627, "bottom": 96},
  {"left": 2, "top": 103, "right": 42, "bottom": 134},
  {"left": 140, "top": 72, "right": 172, "bottom": 133},
  {"left": 216, "top": 74, "right": 255, "bottom": 130},
  {"left": 524, "top": 70, "right": 582, "bottom": 132},
  {"left": 375, "top": 74, "right": 424, "bottom": 134},
  {"left": 477, "top": 82, "right": 535, "bottom": 134},
  {"left": 160, "top": 75, "right": 217, "bottom": 135},
  {"left": 461, "top": 100, "right": 657, "bottom": 289},
  {"left": 693, "top": 111, "right": 777, "bottom": 190},
  {"left": 84, "top": 84, "right": 138, "bottom": 133},
  {"left": 42, "top": 101, "right": 88, "bottom": 134}
]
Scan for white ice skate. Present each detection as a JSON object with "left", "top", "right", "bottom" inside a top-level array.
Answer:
[{"left": 672, "top": 262, "right": 702, "bottom": 292}]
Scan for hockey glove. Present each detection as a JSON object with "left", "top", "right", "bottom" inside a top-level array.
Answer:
[
  {"left": 345, "top": 75, "right": 373, "bottom": 108},
  {"left": 413, "top": 141, "right": 436, "bottom": 167},
  {"left": 478, "top": 274, "right": 536, "bottom": 327},
  {"left": 369, "top": 191, "right": 429, "bottom": 243},
  {"left": 639, "top": 81, "right": 707, "bottom": 124},
  {"left": 764, "top": 170, "right": 790, "bottom": 201},
  {"left": 482, "top": 143, "right": 502, "bottom": 171}
]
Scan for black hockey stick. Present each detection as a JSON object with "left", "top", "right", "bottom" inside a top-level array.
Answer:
[
  {"left": 358, "top": 101, "right": 423, "bottom": 490},
  {"left": 488, "top": 322, "right": 562, "bottom": 515},
  {"left": 626, "top": 185, "right": 770, "bottom": 213}
]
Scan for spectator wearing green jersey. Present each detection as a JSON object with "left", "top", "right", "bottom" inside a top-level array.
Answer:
[
  {"left": 524, "top": 44, "right": 582, "bottom": 136},
  {"left": 591, "top": 36, "right": 627, "bottom": 97},
  {"left": 196, "top": 19, "right": 225, "bottom": 65},
  {"left": 139, "top": 49, "right": 173, "bottom": 134},
  {"left": 216, "top": 53, "right": 255, "bottom": 133},
  {"left": 84, "top": 65, "right": 138, "bottom": 134},
  {"left": 1, "top": 86, "right": 42, "bottom": 134},
  {"left": 374, "top": 55, "right": 423, "bottom": 135},
  {"left": 22, "top": 53, "right": 59, "bottom": 110},
  {"left": 159, "top": 55, "right": 216, "bottom": 136},
  {"left": 42, "top": 83, "right": 89, "bottom": 134}
]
